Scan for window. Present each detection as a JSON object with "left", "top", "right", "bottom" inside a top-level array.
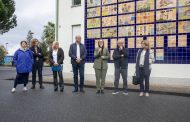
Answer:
[{"left": 72, "top": 0, "right": 81, "bottom": 6}]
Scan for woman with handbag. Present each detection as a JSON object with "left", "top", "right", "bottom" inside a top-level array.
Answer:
[
  {"left": 11, "top": 41, "right": 34, "bottom": 93},
  {"left": 135, "top": 37, "right": 155, "bottom": 97},
  {"left": 93, "top": 40, "right": 110, "bottom": 94},
  {"left": 49, "top": 41, "right": 64, "bottom": 92}
]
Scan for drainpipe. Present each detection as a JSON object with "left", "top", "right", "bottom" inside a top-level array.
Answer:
[{"left": 55, "top": 0, "right": 59, "bottom": 41}]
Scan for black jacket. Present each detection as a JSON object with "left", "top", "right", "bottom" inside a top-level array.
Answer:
[
  {"left": 30, "top": 46, "right": 43, "bottom": 65},
  {"left": 136, "top": 49, "right": 150, "bottom": 78},
  {"left": 113, "top": 47, "right": 128, "bottom": 69},
  {"left": 49, "top": 48, "right": 64, "bottom": 66}
]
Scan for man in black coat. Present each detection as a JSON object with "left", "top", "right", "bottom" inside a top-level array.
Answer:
[
  {"left": 30, "top": 39, "right": 44, "bottom": 89},
  {"left": 112, "top": 40, "right": 129, "bottom": 95}
]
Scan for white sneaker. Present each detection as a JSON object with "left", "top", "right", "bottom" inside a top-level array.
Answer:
[
  {"left": 112, "top": 91, "right": 119, "bottom": 95},
  {"left": 139, "top": 92, "right": 144, "bottom": 97},
  {"left": 11, "top": 88, "right": 16, "bottom": 93},
  {"left": 123, "top": 92, "right": 128, "bottom": 96},
  {"left": 145, "top": 93, "right": 149, "bottom": 97},
  {"left": 23, "top": 87, "right": 28, "bottom": 92}
]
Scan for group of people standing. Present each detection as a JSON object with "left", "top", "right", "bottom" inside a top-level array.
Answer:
[
  {"left": 11, "top": 39, "right": 45, "bottom": 93},
  {"left": 11, "top": 35, "right": 154, "bottom": 97}
]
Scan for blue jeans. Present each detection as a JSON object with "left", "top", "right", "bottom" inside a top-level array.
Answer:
[
  {"left": 139, "top": 67, "right": 151, "bottom": 93},
  {"left": 72, "top": 63, "right": 85, "bottom": 90},
  {"left": 114, "top": 68, "right": 128, "bottom": 92}
]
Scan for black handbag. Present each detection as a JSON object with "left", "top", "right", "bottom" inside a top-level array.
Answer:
[{"left": 132, "top": 73, "right": 140, "bottom": 85}]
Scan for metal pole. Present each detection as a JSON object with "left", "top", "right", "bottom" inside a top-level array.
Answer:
[
  {"left": 55, "top": 0, "right": 59, "bottom": 42},
  {"left": 5, "top": 43, "right": 8, "bottom": 52}
]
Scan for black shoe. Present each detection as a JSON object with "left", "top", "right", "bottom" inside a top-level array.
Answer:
[
  {"left": 80, "top": 89, "right": 85, "bottom": 93},
  {"left": 101, "top": 90, "right": 104, "bottom": 94},
  {"left": 60, "top": 88, "right": 64, "bottom": 92},
  {"left": 72, "top": 90, "right": 78, "bottom": 93},
  {"left": 40, "top": 85, "right": 45, "bottom": 89},
  {"left": 96, "top": 90, "right": 100, "bottom": 94},
  {"left": 54, "top": 87, "right": 58, "bottom": 92},
  {"left": 31, "top": 85, "right": 35, "bottom": 89}
]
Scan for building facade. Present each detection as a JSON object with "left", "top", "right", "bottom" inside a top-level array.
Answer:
[{"left": 57, "top": 0, "right": 190, "bottom": 79}]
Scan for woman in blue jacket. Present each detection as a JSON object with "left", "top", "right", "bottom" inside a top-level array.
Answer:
[{"left": 11, "top": 41, "right": 34, "bottom": 93}]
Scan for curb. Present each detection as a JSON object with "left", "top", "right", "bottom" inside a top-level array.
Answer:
[{"left": 4, "top": 78, "right": 190, "bottom": 97}]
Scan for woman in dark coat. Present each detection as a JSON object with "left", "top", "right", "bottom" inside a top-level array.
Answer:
[
  {"left": 136, "top": 37, "right": 155, "bottom": 97},
  {"left": 30, "top": 39, "right": 44, "bottom": 89},
  {"left": 49, "top": 41, "right": 64, "bottom": 92},
  {"left": 11, "top": 41, "right": 34, "bottom": 93}
]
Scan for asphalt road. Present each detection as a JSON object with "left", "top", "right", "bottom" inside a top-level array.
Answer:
[
  {"left": 0, "top": 66, "right": 52, "bottom": 80},
  {"left": 0, "top": 67, "right": 190, "bottom": 122}
]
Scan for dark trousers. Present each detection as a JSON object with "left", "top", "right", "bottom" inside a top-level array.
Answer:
[
  {"left": 32, "top": 61, "right": 43, "bottom": 86},
  {"left": 114, "top": 68, "right": 128, "bottom": 91},
  {"left": 14, "top": 73, "right": 29, "bottom": 88},
  {"left": 72, "top": 63, "right": 85, "bottom": 91},
  {"left": 139, "top": 67, "right": 151, "bottom": 93},
  {"left": 53, "top": 71, "right": 64, "bottom": 89}
]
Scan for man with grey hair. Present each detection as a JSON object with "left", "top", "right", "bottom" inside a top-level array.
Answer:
[
  {"left": 112, "top": 40, "right": 129, "bottom": 95},
  {"left": 69, "top": 35, "right": 87, "bottom": 93}
]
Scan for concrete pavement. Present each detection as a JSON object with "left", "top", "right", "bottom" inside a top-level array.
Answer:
[{"left": 0, "top": 79, "right": 190, "bottom": 122}]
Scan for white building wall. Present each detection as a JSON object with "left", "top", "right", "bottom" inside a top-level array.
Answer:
[{"left": 58, "top": 0, "right": 190, "bottom": 79}]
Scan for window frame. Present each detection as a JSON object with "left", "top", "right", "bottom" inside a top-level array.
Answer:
[{"left": 72, "top": 0, "right": 81, "bottom": 7}]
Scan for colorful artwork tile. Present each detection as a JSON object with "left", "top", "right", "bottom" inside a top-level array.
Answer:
[
  {"left": 87, "top": 18, "right": 100, "bottom": 28},
  {"left": 136, "top": 24, "right": 154, "bottom": 36},
  {"left": 157, "top": 0, "right": 176, "bottom": 9},
  {"left": 118, "top": 14, "right": 135, "bottom": 25},
  {"left": 137, "top": 0, "right": 154, "bottom": 12},
  {"left": 136, "top": 12, "right": 154, "bottom": 24},
  {"left": 87, "top": 7, "right": 101, "bottom": 18},
  {"left": 87, "top": 0, "right": 101, "bottom": 7},
  {"left": 156, "top": 22, "right": 176, "bottom": 35},
  {"left": 156, "top": 36, "right": 164, "bottom": 47},
  {"left": 156, "top": 9, "right": 176, "bottom": 22},
  {"left": 102, "top": 16, "right": 117, "bottom": 27},
  {"left": 87, "top": 29, "right": 100, "bottom": 38},
  {"left": 179, "top": 0, "right": 190, "bottom": 7},
  {"left": 102, "top": 0, "right": 117, "bottom": 5},
  {"left": 156, "top": 49, "right": 164, "bottom": 60},
  {"left": 118, "top": 26, "right": 135, "bottom": 37},
  {"left": 178, "top": 35, "right": 187, "bottom": 47},
  {"left": 102, "top": 28, "right": 117, "bottom": 38},
  {"left": 128, "top": 38, "right": 135, "bottom": 48},
  {"left": 178, "top": 21, "right": 190, "bottom": 33},
  {"left": 168, "top": 35, "right": 176, "bottom": 47},
  {"left": 178, "top": 7, "right": 190, "bottom": 20},
  {"left": 102, "top": 5, "right": 117, "bottom": 16},
  {"left": 118, "top": 2, "right": 135, "bottom": 14}
]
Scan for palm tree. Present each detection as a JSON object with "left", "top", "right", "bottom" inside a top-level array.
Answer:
[{"left": 42, "top": 22, "right": 55, "bottom": 45}]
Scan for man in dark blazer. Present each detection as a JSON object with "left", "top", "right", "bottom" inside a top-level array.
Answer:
[
  {"left": 69, "top": 35, "right": 87, "bottom": 93},
  {"left": 30, "top": 39, "right": 44, "bottom": 89}
]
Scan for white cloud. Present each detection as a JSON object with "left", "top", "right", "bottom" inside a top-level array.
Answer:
[{"left": 0, "top": 0, "right": 55, "bottom": 55}]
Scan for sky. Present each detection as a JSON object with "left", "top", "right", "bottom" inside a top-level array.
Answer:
[{"left": 0, "top": 0, "right": 55, "bottom": 55}]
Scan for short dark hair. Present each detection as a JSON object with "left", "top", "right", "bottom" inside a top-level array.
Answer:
[
  {"left": 20, "top": 41, "right": 27, "bottom": 45},
  {"left": 143, "top": 36, "right": 147, "bottom": 41}
]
